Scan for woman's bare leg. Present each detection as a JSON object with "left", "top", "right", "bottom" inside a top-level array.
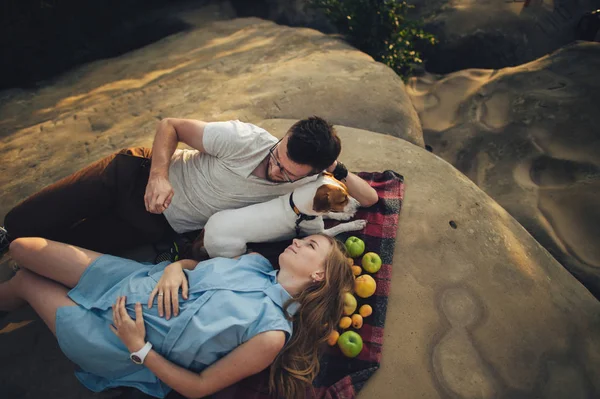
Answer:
[
  {"left": 1, "top": 269, "right": 76, "bottom": 335},
  {"left": 9, "top": 237, "right": 102, "bottom": 289},
  {"left": 0, "top": 276, "right": 26, "bottom": 311}
]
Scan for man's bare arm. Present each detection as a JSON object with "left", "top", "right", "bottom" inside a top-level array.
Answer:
[
  {"left": 145, "top": 118, "right": 207, "bottom": 214},
  {"left": 327, "top": 161, "right": 378, "bottom": 207},
  {"left": 343, "top": 171, "right": 379, "bottom": 207}
]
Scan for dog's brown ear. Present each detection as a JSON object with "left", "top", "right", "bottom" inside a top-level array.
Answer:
[
  {"left": 323, "top": 171, "right": 348, "bottom": 189},
  {"left": 313, "top": 184, "right": 332, "bottom": 212}
]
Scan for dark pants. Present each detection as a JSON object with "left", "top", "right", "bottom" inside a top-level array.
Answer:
[{"left": 4, "top": 147, "right": 175, "bottom": 254}]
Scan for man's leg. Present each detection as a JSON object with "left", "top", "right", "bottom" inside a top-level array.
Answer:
[
  {"left": 60, "top": 214, "right": 162, "bottom": 255},
  {"left": 4, "top": 147, "right": 174, "bottom": 254},
  {"left": 114, "top": 148, "right": 176, "bottom": 250},
  {"left": 4, "top": 152, "right": 120, "bottom": 243},
  {"left": 70, "top": 149, "right": 176, "bottom": 253}
]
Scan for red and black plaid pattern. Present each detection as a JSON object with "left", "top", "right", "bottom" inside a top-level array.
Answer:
[{"left": 206, "top": 170, "right": 405, "bottom": 399}]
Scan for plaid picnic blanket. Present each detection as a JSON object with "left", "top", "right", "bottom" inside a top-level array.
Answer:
[{"left": 205, "top": 170, "right": 405, "bottom": 399}]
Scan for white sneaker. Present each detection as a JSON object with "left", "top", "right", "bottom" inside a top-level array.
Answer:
[{"left": 0, "top": 226, "right": 9, "bottom": 255}]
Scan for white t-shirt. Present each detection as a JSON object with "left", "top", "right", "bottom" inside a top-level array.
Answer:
[{"left": 163, "top": 120, "right": 314, "bottom": 233}]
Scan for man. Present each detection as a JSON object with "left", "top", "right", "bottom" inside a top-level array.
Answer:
[{"left": 1, "top": 116, "right": 378, "bottom": 255}]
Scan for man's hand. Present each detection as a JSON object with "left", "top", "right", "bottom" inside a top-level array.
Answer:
[
  {"left": 326, "top": 160, "right": 338, "bottom": 174},
  {"left": 110, "top": 296, "right": 146, "bottom": 353},
  {"left": 144, "top": 174, "right": 174, "bottom": 214}
]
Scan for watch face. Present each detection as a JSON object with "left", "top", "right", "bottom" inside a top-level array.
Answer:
[{"left": 131, "top": 354, "right": 142, "bottom": 364}]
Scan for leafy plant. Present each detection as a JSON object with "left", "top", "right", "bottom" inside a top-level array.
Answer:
[{"left": 308, "top": 0, "right": 436, "bottom": 78}]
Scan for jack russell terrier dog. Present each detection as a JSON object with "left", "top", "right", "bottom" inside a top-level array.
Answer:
[{"left": 200, "top": 172, "right": 368, "bottom": 258}]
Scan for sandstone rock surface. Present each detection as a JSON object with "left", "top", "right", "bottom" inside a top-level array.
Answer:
[
  {"left": 1, "top": 8, "right": 598, "bottom": 399},
  {"left": 230, "top": 0, "right": 335, "bottom": 32},
  {"left": 408, "top": 0, "right": 600, "bottom": 73},
  {"left": 0, "top": 14, "right": 422, "bottom": 224},
  {"left": 269, "top": 120, "right": 600, "bottom": 399},
  {"left": 2, "top": 122, "right": 599, "bottom": 398},
  {"left": 407, "top": 41, "right": 600, "bottom": 298}
]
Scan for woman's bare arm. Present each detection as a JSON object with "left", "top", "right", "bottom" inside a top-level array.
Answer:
[
  {"left": 175, "top": 259, "right": 200, "bottom": 270},
  {"left": 143, "top": 330, "right": 286, "bottom": 398}
]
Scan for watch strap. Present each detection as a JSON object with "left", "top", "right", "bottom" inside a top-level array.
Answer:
[
  {"left": 333, "top": 161, "right": 348, "bottom": 181},
  {"left": 130, "top": 341, "right": 153, "bottom": 364}
]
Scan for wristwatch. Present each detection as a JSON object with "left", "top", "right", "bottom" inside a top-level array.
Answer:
[
  {"left": 130, "top": 342, "right": 153, "bottom": 365},
  {"left": 332, "top": 161, "right": 348, "bottom": 181}
]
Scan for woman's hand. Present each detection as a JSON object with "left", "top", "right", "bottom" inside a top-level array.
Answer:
[
  {"left": 110, "top": 296, "right": 146, "bottom": 353},
  {"left": 148, "top": 261, "right": 189, "bottom": 319}
]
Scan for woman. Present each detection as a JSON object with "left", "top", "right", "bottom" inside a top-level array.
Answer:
[{"left": 0, "top": 233, "right": 354, "bottom": 398}]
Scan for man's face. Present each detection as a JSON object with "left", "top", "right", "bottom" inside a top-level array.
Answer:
[{"left": 267, "top": 135, "right": 314, "bottom": 183}]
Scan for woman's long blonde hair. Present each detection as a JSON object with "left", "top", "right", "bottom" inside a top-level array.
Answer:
[{"left": 269, "top": 234, "right": 355, "bottom": 398}]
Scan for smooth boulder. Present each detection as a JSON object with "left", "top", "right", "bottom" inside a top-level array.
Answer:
[
  {"left": 406, "top": 41, "right": 600, "bottom": 298},
  {"left": 1, "top": 122, "right": 599, "bottom": 398},
  {"left": 0, "top": 15, "right": 422, "bottom": 223},
  {"left": 407, "top": 0, "right": 598, "bottom": 73},
  {"left": 265, "top": 120, "right": 600, "bottom": 398}
]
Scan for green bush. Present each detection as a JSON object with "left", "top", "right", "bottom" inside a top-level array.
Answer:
[{"left": 308, "top": 0, "right": 436, "bottom": 78}]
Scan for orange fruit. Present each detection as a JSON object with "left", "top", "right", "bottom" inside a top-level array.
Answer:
[
  {"left": 359, "top": 304, "right": 373, "bottom": 318},
  {"left": 351, "top": 314, "right": 363, "bottom": 329},
  {"left": 347, "top": 257, "right": 354, "bottom": 267},
  {"left": 339, "top": 316, "right": 352, "bottom": 329},
  {"left": 327, "top": 330, "right": 340, "bottom": 346},
  {"left": 351, "top": 265, "right": 362, "bottom": 276},
  {"left": 354, "top": 274, "right": 376, "bottom": 298}
]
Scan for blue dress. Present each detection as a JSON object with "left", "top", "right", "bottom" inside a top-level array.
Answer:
[{"left": 55, "top": 253, "right": 296, "bottom": 398}]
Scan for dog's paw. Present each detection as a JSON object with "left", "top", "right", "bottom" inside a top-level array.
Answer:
[
  {"left": 349, "top": 219, "right": 367, "bottom": 230},
  {"left": 326, "top": 212, "right": 354, "bottom": 221}
]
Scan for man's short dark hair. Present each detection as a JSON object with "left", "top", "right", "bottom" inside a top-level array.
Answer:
[{"left": 286, "top": 116, "right": 341, "bottom": 171}]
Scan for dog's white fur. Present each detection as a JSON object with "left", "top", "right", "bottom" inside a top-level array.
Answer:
[{"left": 203, "top": 174, "right": 367, "bottom": 258}]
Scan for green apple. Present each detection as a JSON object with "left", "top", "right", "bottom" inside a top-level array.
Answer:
[
  {"left": 361, "top": 252, "right": 382, "bottom": 273},
  {"left": 345, "top": 236, "right": 365, "bottom": 258},
  {"left": 343, "top": 292, "right": 357, "bottom": 315},
  {"left": 337, "top": 331, "right": 363, "bottom": 358}
]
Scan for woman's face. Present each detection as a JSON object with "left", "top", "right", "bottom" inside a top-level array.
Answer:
[{"left": 279, "top": 235, "right": 332, "bottom": 280}]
